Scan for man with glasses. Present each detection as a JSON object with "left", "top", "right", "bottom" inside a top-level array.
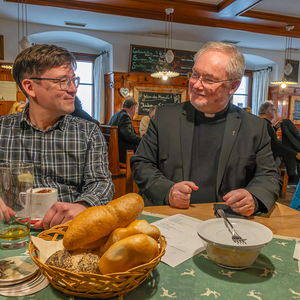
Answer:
[
  {"left": 131, "top": 41, "right": 281, "bottom": 216},
  {"left": 0, "top": 44, "right": 114, "bottom": 229}
]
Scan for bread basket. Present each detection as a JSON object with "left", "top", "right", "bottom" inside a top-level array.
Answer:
[{"left": 29, "top": 221, "right": 166, "bottom": 299}]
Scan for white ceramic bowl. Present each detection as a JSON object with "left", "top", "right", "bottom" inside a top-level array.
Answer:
[{"left": 197, "top": 218, "right": 273, "bottom": 269}]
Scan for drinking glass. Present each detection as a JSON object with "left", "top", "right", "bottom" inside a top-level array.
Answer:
[{"left": 0, "top": 163, "right": 33, "bottom": 249}]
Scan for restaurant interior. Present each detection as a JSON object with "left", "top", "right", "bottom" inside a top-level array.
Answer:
[
  {"left": 1, "top": 1, "right": 300, "bottom": 299},
  {"left": 1, "top": 0, "right": 300, "bottom": 198}
]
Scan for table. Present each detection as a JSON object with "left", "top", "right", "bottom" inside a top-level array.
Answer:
[
  {"left": 144, "top": 202, "right": 300, "bottom": 239},
  {"left": 1, "top": 202, "right": 300, "bottom": 299}
]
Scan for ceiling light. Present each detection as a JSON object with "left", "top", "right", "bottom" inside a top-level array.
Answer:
[
  {"left": 151, "top": 8, "right": 179, "bottom": 80},
  {"left": 271, "top": 25, "right": 297, "bottom": 88},
  {"left": 18, "top": 0, "right": 31, "bottom": 51}
]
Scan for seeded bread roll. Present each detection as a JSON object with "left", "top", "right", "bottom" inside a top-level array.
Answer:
[
  {"left": 98, "top": 234, "right": 159, "bottom": 274},
  {"left": 63, "top": 193, "right": 144, "bottom": 250}
]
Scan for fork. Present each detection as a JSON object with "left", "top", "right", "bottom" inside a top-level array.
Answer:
[{"left": 217, "top": 209, "right": 247, "bottom": 245}]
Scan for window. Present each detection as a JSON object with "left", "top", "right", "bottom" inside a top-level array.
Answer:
[
  {"left": 232, "top": 70, "right": 252, "bottom": 108},
  {"left": 76, "top": 61, "right": 93, "bottom": 115},
  {"left": 73, "top": 53, "right": 97, "bottom": 117}
]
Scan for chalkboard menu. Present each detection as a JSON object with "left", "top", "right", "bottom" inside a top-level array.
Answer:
[
  {"left": 133, "top": 86, "right": 187, "bottom": 119},
  {"left": 293, "top": 100, "right": 300, "bottom": 120},
  {"left": 129, "top": 44, "right": 196, "bottom": 75}
]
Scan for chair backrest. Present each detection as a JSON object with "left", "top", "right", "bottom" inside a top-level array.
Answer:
[{"left": 99, "top": 125, "right": 120, "bottom": 176}]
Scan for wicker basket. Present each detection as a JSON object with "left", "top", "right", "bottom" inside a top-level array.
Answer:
[{"left": 29, "top": 222, "right": 166, "bottom": 299}]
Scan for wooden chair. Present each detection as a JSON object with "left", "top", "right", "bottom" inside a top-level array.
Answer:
[
  {"left": 277, "top": 159, "right": 289, "bottom": 198},
  {"left": 99, "top": 125, "right": 138, "bottom": 197}
]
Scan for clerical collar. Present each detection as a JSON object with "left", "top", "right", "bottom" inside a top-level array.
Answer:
[{"left": 195, "top": 103, "right": 230, "bottom": 124}]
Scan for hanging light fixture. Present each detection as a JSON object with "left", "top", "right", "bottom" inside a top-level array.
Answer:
[
  {"left": 151, "top": 8, "right": 179, "bottom": 81},
  {"left": 271, "top": 25, "right": 297, "bottom": 88},
  {"left": 18, "top": 0, "right": 31, "bottom": 51}
]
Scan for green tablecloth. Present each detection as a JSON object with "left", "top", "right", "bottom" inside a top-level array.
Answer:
[{"left": 1, "top": 215, "right": 300, "bottom": 300}]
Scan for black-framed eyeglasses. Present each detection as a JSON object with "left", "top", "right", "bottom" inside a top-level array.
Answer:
[
  {"left": 29, "top": 76, "right": 80, "bottom": 91},
  {"left": 187, "top": 72, "right": 237, "bottom": 86}
]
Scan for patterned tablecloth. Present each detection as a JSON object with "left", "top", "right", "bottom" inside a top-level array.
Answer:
[{"left": 1, "top": 214, "right": 300, "bottom": 300}]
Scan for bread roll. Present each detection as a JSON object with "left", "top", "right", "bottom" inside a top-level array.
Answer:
[
  {"left": 100, "top": 220, "right": 160, "bottom": 255},
  {"left": 45, "top": 249, "right": 100, "bottom": 274},
  {"left": 98, "top": 234, "right": 159, "bottom": 274},
  {"left": 63, "top": 193, "right": 144, "bottom": 250}
]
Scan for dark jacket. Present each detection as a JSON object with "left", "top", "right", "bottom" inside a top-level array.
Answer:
[
  {"left": 108, "top": 109, "right": 141, "bottom": 164},
  {"left": 71, "top": 108, "right": 100, "bottom": 126},
  {"left": 131, "top": 101, "right": 281, "bottom": 213}
]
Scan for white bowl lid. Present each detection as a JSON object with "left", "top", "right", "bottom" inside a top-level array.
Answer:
[{"left": 197, "top": 218, "right": 273, "bottom": 249}]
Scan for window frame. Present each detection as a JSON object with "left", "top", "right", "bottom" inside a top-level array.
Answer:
[
  {"left": 72, "top": 53, "right": 98, "bottom": 117},
  {"left": 232, "top": 70, "right": 253, "bottom": 108}
]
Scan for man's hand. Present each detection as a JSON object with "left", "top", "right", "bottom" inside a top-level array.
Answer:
[
  {"left": 223, "top": 189, "right": 255, "bottom": 216},
  {"left": 274, "top": 119, "right": 283, "bottom": 129},
  {"left": 169, "top": 181, "right": 199, "bottom": 209},
  {"left": 33, "top": 202, "right": 89, "bottom": 230},
  {"left": 0, "top": 197, "right": 16, "bottom": 222}
]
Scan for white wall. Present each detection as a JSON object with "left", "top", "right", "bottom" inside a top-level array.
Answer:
[{"left": 1, "top": 18, "right": 300, "bottom": 86}]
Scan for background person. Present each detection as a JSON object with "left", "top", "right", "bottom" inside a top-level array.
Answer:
[
  {"left": 108, "top": 97, "right": 142, "bottom": 164},
  {"left": 131, "top": 41, "right": 281, "bottom": 217},
  {"left": 258, "top": 100, "right": 300, "bottom": 180},
  {"left": 8, "top": 101, "right": 25, "bottom": 114},
  {"left": 139, "top": 106, "right": 156, "bottom": 137},
  {"left": 0, "top": 44, "right": 114, "bottom": 230},
  {"left": 71, "top": 96, "right": 99, "bottom": 125}
]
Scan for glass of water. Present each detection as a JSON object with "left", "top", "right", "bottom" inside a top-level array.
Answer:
[{"left": 0, "top": 163, "right": 33, "bottom": 249}]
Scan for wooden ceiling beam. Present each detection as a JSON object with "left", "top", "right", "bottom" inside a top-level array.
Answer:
[
  {"left": 4, "top": 0, "right": 300, "bottom": 38},
  {"left": 218, "top": 0, "right": 263, "bottom": 16}
]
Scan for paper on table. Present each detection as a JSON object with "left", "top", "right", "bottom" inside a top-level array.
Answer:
[
  {"left": 151, "top": 214, "right": 205, "bottom": 268},
  {"left": 293, "top": 243, "right": 300, "bottom": 261}
]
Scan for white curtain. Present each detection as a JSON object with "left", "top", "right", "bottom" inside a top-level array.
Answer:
[
  {"left": 93, "top": 55, "right": 105, "bottom": 124},
  {"left": 252, "top": 69, "right": 270, "bottom": 115}
]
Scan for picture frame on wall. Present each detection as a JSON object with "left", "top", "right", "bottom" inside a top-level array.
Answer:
[
  {"left": 0, "top": 35, "right": 3, "bottom": 60},
  {"left": 286, "top": 59, "right": 299, "bottom": 83}
]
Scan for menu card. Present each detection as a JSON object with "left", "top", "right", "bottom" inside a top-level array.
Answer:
[{"left": 151, "top": 214, "right": 205, "bottom": 268}]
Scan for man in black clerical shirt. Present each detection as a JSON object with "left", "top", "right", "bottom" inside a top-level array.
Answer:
[{"left": 131, "top": 41, "right": 281, "bottom": 216}]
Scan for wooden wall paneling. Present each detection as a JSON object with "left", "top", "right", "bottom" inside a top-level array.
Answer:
[
  {"left": 105, "top": 71, "right": 190, "bottom": 136},
  {"left": 0, "top": 63, "right": 26, "bottom": 115},
  {"left": 104, "top": 72, "right": 114, "bottom": 124}
]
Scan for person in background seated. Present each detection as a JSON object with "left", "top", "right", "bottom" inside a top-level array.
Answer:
[
  {"left": 242, "top": 106, "right": 252, "bottom": 114},
  {"left": 139, "top": 106, "right": 156, "bottom": 137},
  {"left": 0, "top": 44, "right": 114, "bottom": 230},
  {"left": 131, "top": 41, "right": 281, "bottom": 216},
  {"left": 71, "top": 96, "right": 99, "bottom": 125},
  {"left": 8, "top": 101, "right": 25, "bottom": 114},
  {"left": 258, "top": 100, "right": 300, "bottom": 178},
  {"left": 108, "top": 97, "right": 141, "bottom": 164},
  {"left": 290, "top": 182, "right": 300, "bottom": 211}
]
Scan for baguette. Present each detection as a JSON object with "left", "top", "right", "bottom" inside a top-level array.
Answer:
[
  {"left": 98, "top": 234, "right": 159, "bottom": 274},
  {"left": 100, "top": 220, "right": 160, "bottom": 255},
  {"left": 63, "top": 193, "right": 144, "bottom": 250}
]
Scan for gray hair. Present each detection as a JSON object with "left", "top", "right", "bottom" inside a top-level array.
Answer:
[
  {"left": 122, "top": 97, "right": 138, "bottom": 109},
  {"left": 258, "top": 100, "right": 274, "bottom": 115},
  {"left": 194, "top": 41, "right": 245, "bottom": 79}
]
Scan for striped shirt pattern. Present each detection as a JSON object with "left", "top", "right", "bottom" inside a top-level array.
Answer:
[{"left": 0, "top": 105, "right": 115, "bottom": 206}]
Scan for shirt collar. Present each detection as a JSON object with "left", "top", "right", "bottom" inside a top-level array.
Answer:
[{"left": 20, "top": 103, "right": 66, "bottom": 131}]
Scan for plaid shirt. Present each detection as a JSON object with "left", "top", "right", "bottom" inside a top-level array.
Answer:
[{"left": 0, "top": 104, "right": 114, "bottom": 206}]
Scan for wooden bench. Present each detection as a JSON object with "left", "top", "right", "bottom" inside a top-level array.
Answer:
[{"left": 99, "top": 125, "right": 138, "bottom": 198}]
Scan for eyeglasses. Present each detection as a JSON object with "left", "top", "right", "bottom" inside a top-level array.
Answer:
[
  {"left": 187, "top": 72, "right": 237, "bottom": 86},
  {"left": 29, "top": 76, "right": 80, "bottom": 91}
]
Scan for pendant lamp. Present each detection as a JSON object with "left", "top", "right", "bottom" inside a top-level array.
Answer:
[
  {"left": 151, "top": 8, "right": 179, "bottom": 81},
  {"left": 271, "top": 25, "right": 297, "bottom": 88},
  {"left": 18, "top": 0, "right": 31, "bottom": 51}
]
